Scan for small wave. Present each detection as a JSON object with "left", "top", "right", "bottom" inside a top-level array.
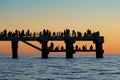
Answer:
[{"left": 99, "top": 72, "right": 120, "bottom": 75}]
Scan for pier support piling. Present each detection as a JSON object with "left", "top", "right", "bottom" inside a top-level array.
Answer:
[
  {"left": 65, "top": 40, "right": 75, "bottom": 58},
  {"left": 94, "top": 37, "right": 104, "bottom": 58},
  {"left": 95, "top": 43, "right": 104, "bottom": 58},
  {"left": 41, "top": 41, "right": 49, "bottom": 58},
  {"left": 11, "top": 40, "right": 18, "bottom": 59}
]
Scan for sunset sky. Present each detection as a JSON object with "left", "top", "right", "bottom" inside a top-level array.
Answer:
[{"left": 0, "top": 0, "right": 120, "bottom": 54}]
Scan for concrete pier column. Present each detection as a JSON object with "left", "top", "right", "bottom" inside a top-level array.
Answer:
[
  {"left": 65, "top": 40, "right": 75, "bottom": 58},
  {"left": 41, "top": 41, "right": 49, "bottom": 58},
  {"left": 11, "top": 40, "right": 18, "bottom": 59},
  {"left": 95, "top": 43, "right": 104, "bottom": 58}
]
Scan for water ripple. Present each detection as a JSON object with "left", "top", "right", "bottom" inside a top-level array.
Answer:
[{"left": 0, "top": 54, "right": 120, "bottom": 80}]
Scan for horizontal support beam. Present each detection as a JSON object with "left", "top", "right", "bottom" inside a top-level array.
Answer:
[
  {"left": 0, "top": 36, "right": 104, "bottom": 41},
  {"left": 49, "top": 50, "right": 96, "bottom": 52}
]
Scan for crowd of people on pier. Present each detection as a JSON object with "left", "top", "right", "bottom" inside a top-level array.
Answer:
[
  {"left": 48, "top": 42, "right": 94, "bottom": 51},
  {"left": 0, "top": 29, "right": 97, "bottom": 52},
  {"left": 0, "top": 29, "right": 100, "bottom": 37}
]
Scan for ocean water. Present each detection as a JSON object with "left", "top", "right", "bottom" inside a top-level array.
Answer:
[{"left": 0, "top": 54, "right": 120, "bottom": 80}]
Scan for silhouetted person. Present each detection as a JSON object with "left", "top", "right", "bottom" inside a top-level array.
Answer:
[
  {"left": 90, "top": 45, "right": 93, "bottom": 50},
  {"left": 49, "top": 42, "right": 54, "bottom": 50},
  {"left": 21, "top": 30, "right": 24, "bottom": 37},
  {"left": 49, "top": 31, "right": 51, "bottom": 36},
  {"left": 33, "top": 32, "right": 36, "bottom": 37},
  {"left": 79, "top": 47, "right": 81, "bottom": 50},
  {"left": 55, "top": 46, "right": 58, "bottom": 51},
  {"left": 61, "top": 46, "right": 64, "bottom": 50},
  {"left": 61, "top": 32, "right": 64, "bottom": 37},
  {"left": 12, "top": 32, "right": 16, "bottom": 37},
  {"left": 8, "top": 31, "right": 12, "bottom": 37},
  {"left": 64, "top": 29, "right": 70, "bottom": 36},
  {"left": 92, "top": 31, "right": 100, "bottom": 37},
  {"left": 53, "top": 32, "right": 56, "bottom": 36},
  {"left": 26, "top": 29, "right": 30, "bottom": 37},
  {"left": 66, "top": 29, "right": 70, "bottom": 36},
  {"left": 95, "top": 31, "right": 100, "bottom": 37},
  {"left": 29, "top": 33, "right": 32, "bottom": 37},
  {"left": 77, "top": 31, "right": 82, "bottom": 37},
  {"left": 87, "top": 29, "right": 91, "bottom": 36},
  {"left": 75, "top": 45, "right": 79, "bottom": 50},
  {"left": 58, "top": 32, "right": 61, "bottom": 37},
  {"left": 3, "top": 29, "right": 7, "bottom": 37},
  {"left": 43, "top": 29, "right": 46, "bottom": 36},
  {"left": 72, "top": 30, "right": 76, "bottom": 37},
  {"left": 1, "top": 32, "right": 4, "bottom": 37},
  {"left": 18, "top": 31, "right": 21, "bottom": 37},
  {"left": 84, "top": 32, "right": 87, "bottom": 37},
  {"left": 82, "top": 45, "right": 87, "bottom": 51},
  {"left": 39, "top": 31, "right": 42, "bottom": 37},
  {"left": 46, "top": 29, "right": 49, "bottom": 34},
  {"left": 15, "top": 29, "right": 18, "bottom": 37}
]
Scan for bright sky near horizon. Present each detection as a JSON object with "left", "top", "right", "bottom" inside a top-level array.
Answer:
[{"left": 0, "top": 0, "right": 120, "bottom": 54}]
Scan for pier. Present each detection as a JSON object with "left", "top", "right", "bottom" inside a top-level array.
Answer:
[{"left": 0, "top": 29, "right": 104, "bottom": 59}]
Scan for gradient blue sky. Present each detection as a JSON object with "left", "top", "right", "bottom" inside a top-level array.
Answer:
[
  {"left": 0, "top": 0, "right": 120, "bottom": 30},
  {"left": 0, "top": 0, "right": 120, "bottom": 54}
]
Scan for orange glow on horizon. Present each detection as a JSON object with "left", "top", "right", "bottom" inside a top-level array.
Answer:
[{"left": 0, "top": 39, "right": 119, "bottom": 55}]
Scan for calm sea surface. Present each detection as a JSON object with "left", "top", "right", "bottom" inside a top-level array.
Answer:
[{"left": 0, "top": 54, "right": 120, "bottom": 80}]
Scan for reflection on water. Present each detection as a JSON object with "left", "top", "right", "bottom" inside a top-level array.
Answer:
[{"left": 0, "top": 54, "right": 120, "bottom": 80}]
